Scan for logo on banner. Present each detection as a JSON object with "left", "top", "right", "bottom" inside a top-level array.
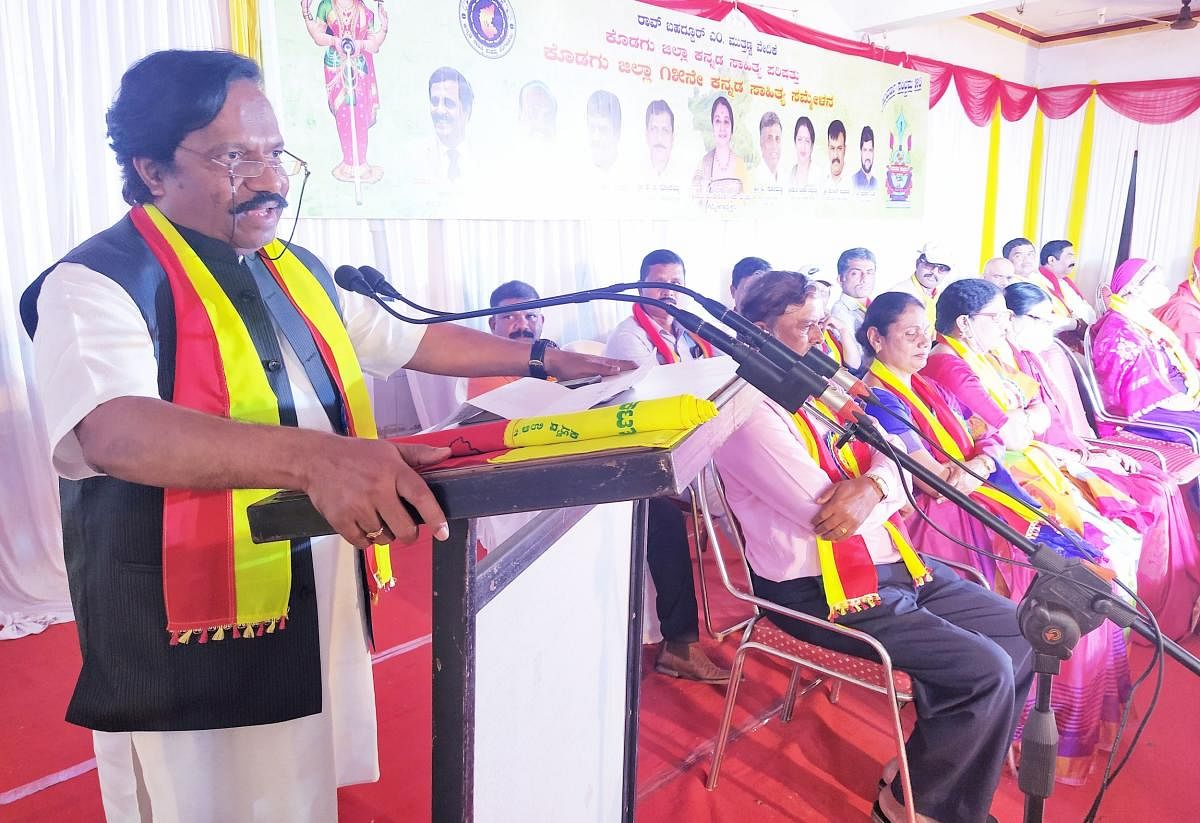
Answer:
[
  {"left": 460, "top": 0, "right": 516, "bottom": 58},
  {"left": 886, "top": 108, "right": 915, "bottom": 203}
]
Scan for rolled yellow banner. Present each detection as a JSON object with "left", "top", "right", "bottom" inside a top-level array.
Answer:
[{"left": 503, "top": 394, "right": 718, "bottom": 448}]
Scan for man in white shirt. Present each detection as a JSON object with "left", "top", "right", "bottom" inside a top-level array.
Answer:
[
  {"left": 425, "top": 65, "right": 474, "bottom": 183},
  {"left": 21, "top": 49, "right": 629, "bottom": 823},
  {"left": 754, "top": 112, "right": 785, "bottom": 191},
  {"left": 605, "top": 249, "right": 729, "bottom": 683},
  {"left": 828, "top": 246, "right": 877, "bottom": 372},
  {"left": 642, "top": 98, "right": 681, "bottom": 190},
  {"left": 717, "top": 269, "right": 1033, "bottom": 823}
]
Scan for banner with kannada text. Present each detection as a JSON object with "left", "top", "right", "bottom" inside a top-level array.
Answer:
[{"left": 275, "top": 0, "right": 928, "bottom": 219}]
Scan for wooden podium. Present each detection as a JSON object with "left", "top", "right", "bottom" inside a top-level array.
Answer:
[{"left": 248, "top": 359, "right": 753, "bottom": 822}]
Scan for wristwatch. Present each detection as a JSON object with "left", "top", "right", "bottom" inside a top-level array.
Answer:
[
  {"left": 528, "top": 338, "right": 558, "bottom": 380},
  {"left": 863, "top": 471, "right": 890, "bottom": 502}
]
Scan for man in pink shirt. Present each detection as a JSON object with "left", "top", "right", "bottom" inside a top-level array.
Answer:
[{"left": 714, "top": 270, "right": 1032, "bottom": 823}]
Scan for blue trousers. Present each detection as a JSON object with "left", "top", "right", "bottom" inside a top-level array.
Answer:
[{"left": 751, "top": 558, "right": 1035, "bottom": 823}]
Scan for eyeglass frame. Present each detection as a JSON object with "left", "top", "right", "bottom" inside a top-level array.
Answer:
[
  {"left": 173, "top": 143, "right": 312, "bottom": 262},
  {"left": 973, "top": 309, "right": 1014, "bottom": 323},
  {"left": 176, "top": 144, "right": 309, "bottom": 178}
]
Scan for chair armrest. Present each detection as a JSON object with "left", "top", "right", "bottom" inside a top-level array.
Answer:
[{"left": 1083, "top": 437, "right": 1168, "bottom": 470}]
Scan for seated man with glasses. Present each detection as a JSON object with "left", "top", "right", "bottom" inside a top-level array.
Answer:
[
  {"left": 19, "top": 49, "right": 631, "bottom": 822},
  {"left": 467, "top": 279, "right": 555, "bottom": 398},
  {"left": 715, "top": 271, "right": 1032, "bottom": 823}
]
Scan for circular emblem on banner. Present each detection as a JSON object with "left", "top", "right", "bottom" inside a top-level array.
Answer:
[{"left": 459, "top": 0, "right": 516, "bottom": 58}]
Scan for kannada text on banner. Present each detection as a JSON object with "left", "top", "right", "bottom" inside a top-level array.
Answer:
[{"left": 275, "top": 0, "right": 928, "bottom": 219}]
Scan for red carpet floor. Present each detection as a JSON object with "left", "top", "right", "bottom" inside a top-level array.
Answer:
[{"left": 2, "top": 533, "right": 1198, "bottom": 822}]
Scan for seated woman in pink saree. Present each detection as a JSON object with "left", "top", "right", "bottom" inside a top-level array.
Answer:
[
  {"left": 1153, "top": 247, "right": 1200, "bottom": 371},
  {"left": 1091, "top": 258, "right": 1200, "bottom": 445},
  {"left": 859, "top": 291, "right": 1131, "bottom": 786},
  {"left": 920, "top": 280, "right": 1145, "bottom": 593},
  {"left": 1006, "top": 281, "right": 1200, "bottom": 640}
]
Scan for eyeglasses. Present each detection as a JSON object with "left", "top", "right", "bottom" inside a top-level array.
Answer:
[
  {"left": 918, "top": 256, "right": 951, "bottom": 274},
  {"left": 796, "top": 317, "right": 830, "bottom": 336},
  {"left": 974, "top": 309, "right": 1014, "bottom": 323},
  {"left": 177, "top": 145, "right": 308, "bottom": 178}
]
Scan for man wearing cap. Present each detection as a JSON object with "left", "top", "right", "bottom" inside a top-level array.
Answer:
[{"left": 903, "top": 242, "right": 952, "bottom": 322}]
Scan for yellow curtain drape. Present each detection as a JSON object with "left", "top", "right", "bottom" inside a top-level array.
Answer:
[
  {"left": 1066, "top": 86, "right": 1097, "bottom": 249},
  {"left": 1192, "top": 177, "right": 1200, "bottom": 256},
  {"left": 1023, "top": 107, "right": 1046, "bottom": 242},
  {"left": 228, "top": 0, "right": 262, "bottom": 65},
  {"left": 979, "top": 96, "right": 1003, "bottom": 271}
]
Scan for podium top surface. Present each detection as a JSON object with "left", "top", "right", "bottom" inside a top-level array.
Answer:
[{"left": 248, "top": 359, "right": 754, "bottom": 543}]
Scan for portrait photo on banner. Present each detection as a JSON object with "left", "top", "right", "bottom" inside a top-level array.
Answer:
[{"left": 276, "top": 0, "right": 928, "bottom": 220}]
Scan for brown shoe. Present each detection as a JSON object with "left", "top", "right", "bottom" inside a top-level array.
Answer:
[{"left": 654, "top": 641, "right": 730, "bottom": 683}]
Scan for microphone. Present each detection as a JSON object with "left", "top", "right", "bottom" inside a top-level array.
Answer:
[
  {"left": 333, "top": 265, "right": 374, "bottom": 298},
  {"left": 333, "top": 264, "right": 837, "bottom": 414},
  {"left": 359, "top": 264, "right": 403, "bottom": 302},
  {"left": 596, "top": 280, "right": 871, "bottom": 400},
  {"left": 800, "top": 347, "right": 870, "bottom": 399}
]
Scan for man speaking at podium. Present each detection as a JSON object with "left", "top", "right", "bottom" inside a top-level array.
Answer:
[{"left": 20, "top": 49, "right": 630, "bottom": 822}]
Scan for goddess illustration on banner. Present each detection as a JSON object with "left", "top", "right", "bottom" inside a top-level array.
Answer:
[{"left": 301, "top": 0, "right": 388, "bottom": 190}]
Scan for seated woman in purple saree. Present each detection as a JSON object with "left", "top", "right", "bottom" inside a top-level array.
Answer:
[
  {"left": 1007, "top": 281, "right": 1200, "bottom": 641},
  {"left": 1091, "top": 258, "right": 1200, "bottom": 445}
]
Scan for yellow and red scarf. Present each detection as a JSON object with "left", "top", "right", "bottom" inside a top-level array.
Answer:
[
  {"left": 632, "top": 302, "right": 714, "bottom": 363},
  {"left": 131, "top": 204, "right": 394, "bottom": 645},
  {"left": 791, "top": 404, "right": 930, "bottom": 619},
  {"left": 1035, "top": 265, "right": 1087, "bottom": 321},
  {"left": 867, "top": 359, "right": 1048, "bottom": 532}
]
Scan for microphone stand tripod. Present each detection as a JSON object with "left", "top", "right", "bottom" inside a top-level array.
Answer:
[{"left": 801, "top": 405, "right": 1200, "bottom": 823}]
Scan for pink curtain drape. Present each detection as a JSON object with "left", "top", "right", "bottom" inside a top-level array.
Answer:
[{"left": 643, "top": 0, "right": 1200, "bottom": 125}]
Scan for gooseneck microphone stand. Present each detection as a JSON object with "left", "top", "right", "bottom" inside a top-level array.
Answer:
[
  {"left": 804, "top": 405, "right": 1200, "bottom": 823},
  {"left": 338, "top": 265, "right": 1200, "bottom": 822}
]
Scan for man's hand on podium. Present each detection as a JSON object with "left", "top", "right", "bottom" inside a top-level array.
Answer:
[
  {"left": 301, "top": 436, "right": 451, "bottom": 549},
  {"left": 544, "top": 347, "right": 635, "bottom": 382}
]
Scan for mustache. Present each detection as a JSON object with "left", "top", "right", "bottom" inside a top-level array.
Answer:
[
  {"left": 508, "top": 329, "right": 537, "bottom": 340},
  {"left": 231, "top": 192, "right": 288, "bottom": 215}
]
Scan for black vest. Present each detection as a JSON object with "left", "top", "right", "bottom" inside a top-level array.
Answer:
[{"left": 22, "top": 216, "right": 362, "bottom": 732}]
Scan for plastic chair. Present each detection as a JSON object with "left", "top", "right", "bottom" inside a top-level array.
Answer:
[{"left": 693, "top": 463, "right": 993, "bottom": 823}]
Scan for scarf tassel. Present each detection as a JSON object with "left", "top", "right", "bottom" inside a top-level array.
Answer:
[
  {"left": 828, "top": 592, "right": 883, "bottom": 621},
  {"left": 168, "top": 617, "right": 288, "bottom": 647}
]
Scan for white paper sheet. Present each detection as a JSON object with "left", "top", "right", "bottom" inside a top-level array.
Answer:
[{"left": 468, "top": 364, "right": 652, "bottom": 419}]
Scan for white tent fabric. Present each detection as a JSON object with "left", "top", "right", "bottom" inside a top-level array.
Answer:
[
  {"left": 0, "top": 1, "right": 224, "bottom": 638},
  {"left": 3, "top": 2, "right": 1200, "bottom": 636}
]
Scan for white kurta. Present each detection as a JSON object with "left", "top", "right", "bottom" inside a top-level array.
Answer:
[{"left": 34, "top": 261, "right": 427, "bottom": 823}]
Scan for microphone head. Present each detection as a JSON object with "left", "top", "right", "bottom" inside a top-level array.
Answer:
[
  {"left": 333, "top": 265, "right": 372, "bottom": 296},
  {"left": 358, "top": 264, "right": 402, "bottom": 299},
  {"left": 801, "top": 348, "right": 839, "bottom": 378}
]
